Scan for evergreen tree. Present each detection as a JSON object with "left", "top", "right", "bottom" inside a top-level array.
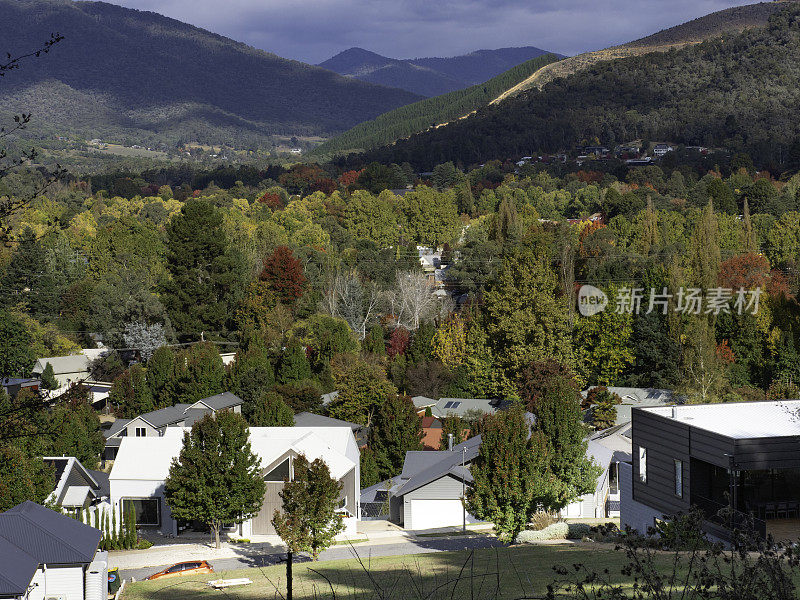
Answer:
[
  {"left": 162, "top": 200, "right": 248, "bottom": 339},
  {"left": 226, "top": 346, "right": 276, "bottom": 404},
  {"left": 465, "top": 404, "right": 553, "bottom": 543},
  {"left": 165, "top": 412, "right": 265, "bottom": 549},
  {"left": 369, "top": 395, "right": 423, "bottom": 480},
  {"left": 640, "top": 197, "right": 660, "bottom": 255},
  {"left": 109, "top": 365, "right": 155, "bottom": 417},
  {"left": 688, "top": 200, "right": 721, "bottom": 291},
  {"left": 484, "top": 247, "right": 573, "bottom": 381},
  {"left": 174, "top": 342, "right": 225, "bottom": 403},
  {"left": 0, "top": 309, "right": 35, "bottom": 377},
  {"left": 146, "top": 346, "right": 177, "bottom": 406},
  {"left": 0, "top": 228, "right": 59, "bottom": 320},
  {"left": 272, "top": 454, "right": 345, "bottom": 559},
  {"left": 359, "top": 447, "right": 380, "bottom": 488},
  {"left": 40, "top": 362, "right": 59, "bottom": 390},
  {"left": 0, "top": 445, "right": 55, "bottom": 511},
  {"left": 245, "top": 391, "right": 295, "bottom": 427},
  {"left": 276, "top": 341, "right": 312, "bottom": 385},
  {"left": 533, "top": 376, "right": 600, "bottom": 512},
  {"left": 363, "top": 324, "right": 386, "bottom": 356},
  {"left": 438, "top": 415, "right": 469, "bottom": 450},
  {"left": 742, "top": 197, "right": 758, "bottom": 253}
]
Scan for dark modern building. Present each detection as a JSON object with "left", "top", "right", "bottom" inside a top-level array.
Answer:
[{"left": 622, "top": 401, "right": 800, "bottom": 541}]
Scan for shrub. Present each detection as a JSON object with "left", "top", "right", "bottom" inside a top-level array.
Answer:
[
  {"left": 136, "top": 539, "right": 153, "bottom": 549},
  {"left": 517, "top": 522, "right": 569, "bottom": 542},
  {"left": 529, "top": 512, "right": 558, "bottom": 531},
  {"left": 566, "top": 522, "right": 592, "bottom": 539}
]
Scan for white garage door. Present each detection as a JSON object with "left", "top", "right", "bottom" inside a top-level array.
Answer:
[{"left": 408, "top": 499, "right": 475, "bottom": 530}]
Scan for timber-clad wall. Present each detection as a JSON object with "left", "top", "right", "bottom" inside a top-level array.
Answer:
[
  {"left": 631, "top": 409, "right": 692, "bottom": 516},
  {"left": 632, "top": 405, "right": 800, "bottom": 521}
]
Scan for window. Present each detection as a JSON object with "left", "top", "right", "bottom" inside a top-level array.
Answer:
[
  {"left": 674, "top": 460, "right": 683, "bottom": 497},
  {"left": 123, "top": 498, "right": 160, "bottom": 526},
  {"left": 609, "top": 462, "right": 619, "bottom": 495},
  {"left": 638, "top": 447, "right": 647, "bottom": 483},
  {"left": 166, "top": 565, "right": 183, "bottom": 574},
  {"left": 264, "top": 458, "right": 290, "bottom": 482},
  {"left": 374, "top": 491, "right": 388, "bottom": 502},
  {"left": 135, "top": 427, "right": 146, "bottom": 437}
]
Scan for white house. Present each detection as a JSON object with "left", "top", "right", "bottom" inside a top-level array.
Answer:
[
  {"left": 109, "top": 426, "right": 360, "bottom": 538},
  {"left": 0, "top": 501, "right": 105, "bottom": 600}
]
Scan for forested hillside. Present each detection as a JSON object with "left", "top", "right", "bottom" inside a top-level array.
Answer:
[
  {"left": 0, "top": 0, "right": 421, "bottom": 149},
  {"left": 354, "top": 5, "right": 800, "bottom": 171},
  {"left": 319, "top": 46, "right": 554, "bottom": 97},
  {"left": 311, "top": 53, "right": 561, "bottom": 158}
]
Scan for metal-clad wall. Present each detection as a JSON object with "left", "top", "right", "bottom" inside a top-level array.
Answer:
[
  {"left": 734, "top": 436, "right": 800, "bottom": 470},
  {"left": 631, "top": 409, "right": 691, "bottom": 516}
]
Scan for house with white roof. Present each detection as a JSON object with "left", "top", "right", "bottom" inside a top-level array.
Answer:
[
  {"left": 623, "top": 400, "right": 800, "bottom": 542},
  {"left": 109, "top": 425, "right": 360, "bottom": 538}
]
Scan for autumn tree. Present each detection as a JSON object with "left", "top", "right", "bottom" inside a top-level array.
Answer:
[
  {"left": 272, "top": 455, "right": 345, "bottom": 559},
  {"left": 165, "top": 412, "right": 265, "bottom": 549},
  {"left": 328, "top": 355, "right": 397, "bottom": 425},
  {"left": 261, "top": 246, "right": 306, "bottom": 305},
  {"left": 439, "top": 415, "right": 469, "bottom": 450},
  {"left": 518, "top": 359, "right": 578, "bottom": 411}
]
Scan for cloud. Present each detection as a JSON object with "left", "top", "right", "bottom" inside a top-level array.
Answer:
[{"left": 104, "top": 0, "right": 756, "bottom": 63}]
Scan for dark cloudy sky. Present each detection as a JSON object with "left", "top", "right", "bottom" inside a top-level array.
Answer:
[{"left": 102, "top": 0, "right": 756, "bottom": 64}]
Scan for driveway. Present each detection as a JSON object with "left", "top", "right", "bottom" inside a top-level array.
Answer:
[{"left": 118, "top": 534, "right": 504, "bottom": 582}]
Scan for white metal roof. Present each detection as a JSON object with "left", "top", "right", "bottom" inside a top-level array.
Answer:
[
  {"left": 641, "top": 400, "right": 800, "bottom": 439},
  {"left": 110, "top": 426, "right": 356, "bottom": 482}
]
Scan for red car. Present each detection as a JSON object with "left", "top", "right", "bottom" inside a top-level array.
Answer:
[{"left": 146, "top": 561, "right": 214, "bottom": 580}]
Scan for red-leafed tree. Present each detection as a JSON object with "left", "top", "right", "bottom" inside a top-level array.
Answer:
[
  {"left": 338, "top": 170, "right": 363, "bottom": 190},
  {"left": 258, "top": 191, "right": 284, "bottom": 210},
  {"left": 718, "top": 253, "right": 770, "bottom": 291},
  {"left": 387, "top": 327, "right": 411, "bottom": 358},
  {"left": 260, "top": 246, "right": 306, "bottom": 304}
]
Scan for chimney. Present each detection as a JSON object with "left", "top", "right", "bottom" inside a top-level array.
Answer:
[
  {"left": 448, "top": 433, "right": 454, "bottom": 451},
  {"left": 671, "top": 406, "right": 678, "bottom": 419}
]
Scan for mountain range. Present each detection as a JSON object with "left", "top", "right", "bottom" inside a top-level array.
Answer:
[
  {"left": 0, "top": 0, "right": 423, "bottom": 148},
  {"left": 318, "top": 46, "right": 557, "bottom": 97},
  {"left": 342, "top": 1, "right": 798, "bottom": 170}
]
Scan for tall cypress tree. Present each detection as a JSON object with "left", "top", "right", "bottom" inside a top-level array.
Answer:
[
  {"left": 533, "top": 376, "right": 600, "bottom": 512},
  {"left": 369, "top": 395, "right": 422, "bottom": 480},
  {"left": 162, "top": 200, "right": 247, "bottom": 340}
]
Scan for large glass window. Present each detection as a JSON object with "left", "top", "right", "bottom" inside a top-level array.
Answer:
[
  {"left": 123, "top": 498, "right": 160, "bottom": 526},
  {"left": 639, "top": 447, "right": 647, "bottom": 483},
  {"left": 264, "top": 458, "right": 290, "bottom": 482}
]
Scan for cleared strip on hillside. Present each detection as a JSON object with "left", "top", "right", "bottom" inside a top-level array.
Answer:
[
  {"left": 310, "top": 53, "right": 562, "bottom": 159},
  {"left": 492, "top": 1, "right": 787, "bottom": 102}
]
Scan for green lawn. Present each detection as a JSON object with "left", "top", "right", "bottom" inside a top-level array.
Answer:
[{"left": 122, "top": 543, "right": 665, "bottom": 600}]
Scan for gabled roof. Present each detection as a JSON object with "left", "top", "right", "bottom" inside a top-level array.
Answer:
[
  {"left": 583, "top": 387, "right": 679, "bottom": 427},
  {"left": 0, "top": 501, "right": 101, "bottom": 596},
  {"left": 111, "top": 426, "right": 358, "bottom": 482},
  {"left": 293, "top": 412, "right": 360, "bottom": 431},
  {"left": 430, "top": 397, "right": 508, "bottom": 418},
  {"left": 44, "top": 456, "right": 103, "bottom": 507},
  {"left": 187, "top": 392, "right": 242, "bottom": 411},
  {"left": 105, "top": 393, "right": 244, "bottom": 438},
  {"left": 32, "top": 354, "right": 91, "bottom": 375},
  {"left": 394, "top": 435, "right": 481, "bottom": 497},
  {"left": 412, "top": 396, "right": 436, "bottom": 409}
]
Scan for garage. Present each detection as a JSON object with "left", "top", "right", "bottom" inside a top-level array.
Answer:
[{"left": 406, "top": 499, "right": 473, "bottom": 530}]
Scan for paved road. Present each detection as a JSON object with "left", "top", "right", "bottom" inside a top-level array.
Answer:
[{"left": 120, "top": 535, "right": 504, "bottom": 582}]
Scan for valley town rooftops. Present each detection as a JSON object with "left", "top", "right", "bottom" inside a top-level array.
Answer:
[{"left": 640, "top": 400, "right": 800, "bottom": 439}]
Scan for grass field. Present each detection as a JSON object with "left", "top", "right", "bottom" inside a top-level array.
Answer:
[{"left": 122, "top": 543, "right": 674, "bottom": 600}]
